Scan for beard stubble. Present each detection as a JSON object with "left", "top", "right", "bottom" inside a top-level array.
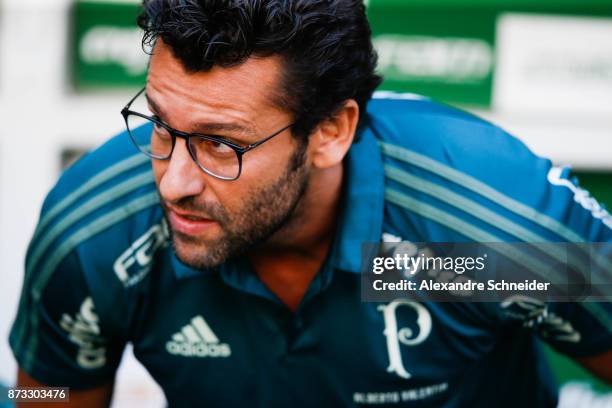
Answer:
[{"left": 162, "top": 142, "right": 309, "bottom": 269}]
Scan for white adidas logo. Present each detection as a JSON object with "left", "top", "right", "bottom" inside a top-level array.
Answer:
[{"left": 166, "top": 315, "right": 231, "bottom": 358}]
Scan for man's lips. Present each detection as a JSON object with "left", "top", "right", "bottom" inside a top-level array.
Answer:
[{"left": 167, "top": 207, "right": 218, "bottom": 236}]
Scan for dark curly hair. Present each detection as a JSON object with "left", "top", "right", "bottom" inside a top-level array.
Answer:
[{"left": 138, "top": 0, "right": 382, "bottom": 140}]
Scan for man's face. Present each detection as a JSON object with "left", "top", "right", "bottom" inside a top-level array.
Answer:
[{"left": 147, "top": 42, "right": 310, "bottom": 269}]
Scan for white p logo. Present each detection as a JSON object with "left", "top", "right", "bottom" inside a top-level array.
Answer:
[{"left": 378, "top": 299, "right": 432, "bottom": 379}]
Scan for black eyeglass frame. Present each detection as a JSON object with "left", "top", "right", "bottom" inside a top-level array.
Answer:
[{"left": 121, "top": 87, "right": 294, "bottom": 181}]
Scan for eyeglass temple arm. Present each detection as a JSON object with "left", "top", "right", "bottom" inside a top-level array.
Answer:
[{"left": 244, "top": 123, "right": 294, "bottom": 151}]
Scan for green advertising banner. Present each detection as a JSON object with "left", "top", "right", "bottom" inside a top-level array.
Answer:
[
  {"left": 71, "top": 0, "right": 612, "bottom": 106},
  {"left": 367, "top": 6, "right": 496, "bottom": 106},
  {"left": 366, "top": 0, "right": 612, "bottom": 107},
  {"left": 72, "top": 0, "right": 145, "bottom": 89}
]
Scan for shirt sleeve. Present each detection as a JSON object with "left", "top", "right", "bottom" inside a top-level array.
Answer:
[
  {"left": 498, "top": 167, "right": 612, "bottom": 358},
  {"left": 9, "top": 241, "right": 126, "bottom": 390}
]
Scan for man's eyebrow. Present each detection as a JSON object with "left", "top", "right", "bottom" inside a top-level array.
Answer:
[
  {"left": 144, "top": 92, "right": 253, "bottom": 138},
  {"left": 191, "top": 122, "right": 253, "bottom": 136}
]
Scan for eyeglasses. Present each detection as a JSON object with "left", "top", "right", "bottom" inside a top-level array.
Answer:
[{"left": 121, "top": 87, "right": 294, "bottom": 181}]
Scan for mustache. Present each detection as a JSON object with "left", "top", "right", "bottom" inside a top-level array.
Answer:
[{"left": 162, "top": 196, "right": 229, "bottom": 225}]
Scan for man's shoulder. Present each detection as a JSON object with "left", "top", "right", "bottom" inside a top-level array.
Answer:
[
  {"left": 366, "top": 92, "right": 549, "bottom": 201},
  {"left": 366, "top": 92, "right": 514, "bottom": 157},
  {"left": 367, "top": 91, "right": 488, "bottom": 126},
  {"left": 28, "top": 125, "right": 164, "bottom": 297},
  {"left": 365, "top": 93, "right": 588, "bottom": 244}
]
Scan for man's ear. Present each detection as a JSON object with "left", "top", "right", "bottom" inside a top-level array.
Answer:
[{"left": 308, "top": 99, "right": 359, "bottom": 169}]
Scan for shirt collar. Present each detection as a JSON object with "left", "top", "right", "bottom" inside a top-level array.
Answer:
[
  {"left": 170, "top": 124, "right": 385, "bottom": 280},
  {"left": 330, "top": 125, "right": 385, "bottom": 273}
]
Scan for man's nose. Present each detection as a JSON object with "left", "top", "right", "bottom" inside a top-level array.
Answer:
[{"left": 158, "top": 139, "right": 207, "bottom": 202}]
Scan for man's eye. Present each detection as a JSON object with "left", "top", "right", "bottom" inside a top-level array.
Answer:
[
  {"left": 152, "top": 120, "right": 171, "bottom": 139},
  {"left": 193, "top": 138, "right": 235, "bottom": 157},
  {"left": 208, "top": 140, "right": 234, "bottom": 153}
]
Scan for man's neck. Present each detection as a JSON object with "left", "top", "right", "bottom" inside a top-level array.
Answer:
[{"left": 248, "top": 163, "right": 344, "bottom": 311}]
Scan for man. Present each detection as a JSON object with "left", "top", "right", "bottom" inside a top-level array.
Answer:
[{"left": 10, "top": 0, "right": 612, "bottom": 406}]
